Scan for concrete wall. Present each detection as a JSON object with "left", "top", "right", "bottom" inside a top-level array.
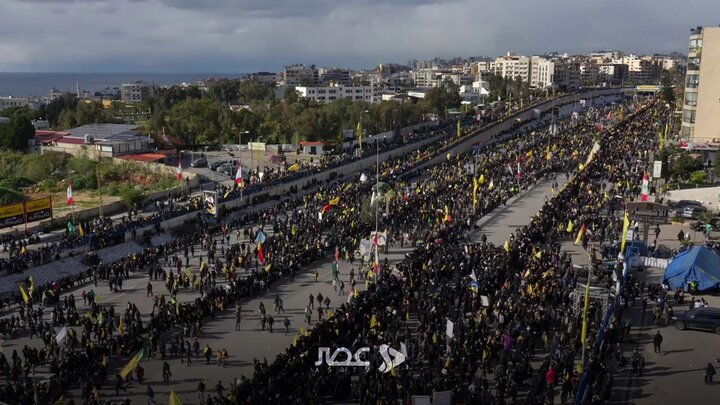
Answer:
[
  {"left": 403, "top": 88, "right": 631, "bottom": 176},
  {"left": 666, "top": 186, "right": 720, "bottom": 213}
]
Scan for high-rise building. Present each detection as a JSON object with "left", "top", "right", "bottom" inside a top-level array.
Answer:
[
  {"left": 681, "top": 26, "right": 720, "bottom": 143},
  {"left": 121, "top": 81, "right": 153, "bottom": 104},
  {"left": 278, "top": 64, "right": 319, "bottom": 87}
]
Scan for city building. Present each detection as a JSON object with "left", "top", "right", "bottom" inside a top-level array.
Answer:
[
  {"left": 681, "top": 26, "right": 720, "bottom": 144},
  {"left": 530, "top": 56, "right": 555, "bottom": 89},
  {"left": 319, "top": 68, "right": 352, "bottom": 86},
  {"left": 245, "top": 72, "right": 277, "bottom": 84},
  {"left": 278, "top": 64, "right": 319, "bottom": 87},
  {"left": 295, "top": 83, "right": 377, "bottom": 103},
  {"left": 493, "top": 53, "right": 531, "bottom": 83},
  {"left": 38, "top": 123, "right": 154, "bottom": 158},
  {"left": 121, "top": 81, "right": 153, "bottom": 104},
  {"left": 0, "top": 96, "right": 38, "bottom": 111},
  {"left": 459, "top": 81, "right": 490, "bottom": 104}
]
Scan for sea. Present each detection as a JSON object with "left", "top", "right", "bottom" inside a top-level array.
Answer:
[{"left": 0, "top": 72, "right": 242, "bottom": 98}]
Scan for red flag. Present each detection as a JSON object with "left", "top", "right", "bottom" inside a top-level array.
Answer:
[
  {"left": 66, "top": 182, "right": 74, "bottom": 206},
  {"left": 235, "top": 161, "right": 244, "bottom": 187},
  {"left": 641, "top": 172, "right": 649, "bottom": 201},
  {"left": 257, "top": 243, "right": 266, "bottom": 265},
  {"left": 177, "top": 160, "right": 183, "bottom": 181}
]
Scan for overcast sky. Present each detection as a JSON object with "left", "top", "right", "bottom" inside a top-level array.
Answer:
[{"left": 0, "top": 0, "right": 717, "bottom": 73}]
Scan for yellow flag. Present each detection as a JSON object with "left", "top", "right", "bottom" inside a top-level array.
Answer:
[
  {"left": 574, "top": 224, "right": 586, "bottom": 245},
  {"left": 328, "top": 197, "right": 341, "bottom": 206},
  {"left": 120, "top": 348, "right": 144, "bottom": 379},
  {"left": 28, "top": 277, "right": 35, "bottom": 293},
  {"left": 488, "top": 179, "right": 494, "bottom": 190},
  {"left": 566, "top": 220, "right": 574, "bottom": 233},
  {"left": 503, "top": 240, "right": 510, "bottom": 252},
  {"left": 370, "top": 314, "right": 379, "bottom": 329},
  {"left": 288, "top": 163, "right": 300, "bottom": 172},
  {"left": 478, "top": 174, "right": 485, "bottom": 185},
  {"left": 78, "top": 223, "right": 85, "bottom": 237},
  {"left": 356, "top": 121, "right": 363, "bottom": 148},
  {"left": 535, "top": 250, "right": 542, "bottom": 259},
  {"left": 580, "top": 281, "right": 591, "bottom": 349},
  {"left": 169, "top": 390, "right": 183, "bottom": 405},
  {"left": 620, "top": 210, "right": 631, "bottom": 253},
  {"left": 292, "top": 334, "right": 298, "bottom": 347},
  {"left": 18, "top": 283, "right": 29, "bottom": 304},
  {"left": 472, "top": 177, "right": 479, "bottom": 210}
]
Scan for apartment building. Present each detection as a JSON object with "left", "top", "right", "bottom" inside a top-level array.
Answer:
[
  {"left": 319, "top": 68, "right": 352, "bottom": 86},
  {"left": 120, "top": 81, "right": 153, "bottom": 104},
  {"left": 494, "top": 53, "right": 531, "bottom": 83},
  {"left": 295, "top": 83, "right": 377, "bottom": 104},
  {"left": 278, "top": 64, "right": 319, "bottom": 87},
  {"left": 681, "top": 26, "right": 720, "bottom": 144},
  {"left": 529, "top": 56, "right": 554, "bottom": 89}
]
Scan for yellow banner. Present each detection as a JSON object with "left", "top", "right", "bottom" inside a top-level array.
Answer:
[
  {"left": 0, "top": 203, "right": 23, "bottom": 219},
  {"left": 25, "top": 197, "right": 51, "bottom": 213}
]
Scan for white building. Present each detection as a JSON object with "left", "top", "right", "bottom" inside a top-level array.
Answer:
[
  {"left": 494, "top": 54, "right": 531, "bottom": 83},
  {"left": 530, "top": 56, "right": 555, "bottom": 89},
  {"left": 0, "top": 96, "right": 37, "bottom": 111},
  {"left": 459, "top": 81, "right": 490, "bottom": 104},
  {"left": 295, "top": 83, "right": 377, "bottom": 103},
  {"left": 121, "top": 81, "right": 153, "bottom": 104},
  {"left": 279, "top": 64, "right": 319, "bottom": 87}
]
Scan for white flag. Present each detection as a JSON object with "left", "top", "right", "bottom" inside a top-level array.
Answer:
[
  {"left": 55, "top": 326, "right": 68, "bottom": 344},
  {"left": 360, "top": 173, "right": 368, "bottom": 182},
  {"left": 445, "top": 319, "right": 454, "bottom": 338}
]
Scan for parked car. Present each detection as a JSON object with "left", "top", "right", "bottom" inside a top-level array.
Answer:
[
  {"left": 190, "top": 158, "right": 208, "bottom": 168},
  {"left": 674, "top": 307, "right": 720, "bottom": 334},
  {"left": 209, "top": 160, "right": 228, "bottom": 171},
  {"left": 218, "top": 163, "right": 235, "bottom": 177},
  {"left": 669, "top": 199, "right": 703, "bottom": 214},
  {"left": 682, "top": 205, "right": 707, "bottom": 219}
]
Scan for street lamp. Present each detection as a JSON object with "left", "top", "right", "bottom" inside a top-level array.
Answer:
[{"left": 238, "top": 130, "right": 249, "bottom": 147}]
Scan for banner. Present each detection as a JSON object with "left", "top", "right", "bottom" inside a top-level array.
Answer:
[
  {"left": 203, "top": 191, "right": 218, "bottom": 217},
  {"left": 0, "top": 202, "right": 25, "bottom": 228},
  {"left": 25, "top": 197, "right": 52, "bottom": 223}
]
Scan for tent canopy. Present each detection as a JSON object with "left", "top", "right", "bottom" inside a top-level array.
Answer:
[{"left": 663, "top": 246, "right": 720, "bottom": 291}]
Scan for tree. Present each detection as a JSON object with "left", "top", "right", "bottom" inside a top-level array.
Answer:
[
  {"left": 671, "top": 153, "right": 703, "bottom": 178},
  {"left": 659, "top": 76, "right": 676, "bottom": 107},
  {"left": 690, "top": 170, "right": 708, "bottom": 184},
  {"left": 165, "top": 98, "right": 222, "bottom": 145},
  {"left": 0, "top": 115, "right": 35, "bottom": 151}
]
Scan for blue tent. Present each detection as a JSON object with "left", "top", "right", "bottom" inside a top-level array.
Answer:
[{"left": 663, "top": 246, "right": 720, "bottom": 291}]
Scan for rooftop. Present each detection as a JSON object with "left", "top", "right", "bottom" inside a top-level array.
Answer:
[{"left": 65, "top": 124, "right": 140, "bottom": 141}]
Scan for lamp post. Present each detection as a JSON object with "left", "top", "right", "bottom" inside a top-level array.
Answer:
[{"left": 238, "top": 130, "right": 249, "bottom": 147}]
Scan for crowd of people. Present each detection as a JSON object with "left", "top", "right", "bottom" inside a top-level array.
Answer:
[
  {"left": 230, "top": 98, "right": 662, "bottom": 404},
  {"left": 0, "top": 92, "right": 651, "bottom": 405}
]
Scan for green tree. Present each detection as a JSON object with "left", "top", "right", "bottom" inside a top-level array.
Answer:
[
  {"left": 0, "top": 115, "right": 35, "bottom": 150},
  {"left": 165, "top": 98, "right": 222, "bottom": 145},
  {"left": 690, "top": 170, "right": 708, "bottom": 184},
  {"left": 671, "top": 153, "right": 703, "bottom": 178},
  {"left": 659, "top": 75, "right": 676, "bottom": 107}
]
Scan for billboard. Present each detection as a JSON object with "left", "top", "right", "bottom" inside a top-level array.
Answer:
[
  {"left": 203, "top": 190, "right": 218, "bottom": 217},
  {"left": 0, "top": 203, "right": 25, "bottom": 228},
  {"left": 25, "top": 197, "right": 53, "bottom": 223}
]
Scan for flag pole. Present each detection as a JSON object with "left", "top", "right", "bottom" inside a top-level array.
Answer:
[{"left": 374, "top": 137, "right": 380, "bottom": 273}]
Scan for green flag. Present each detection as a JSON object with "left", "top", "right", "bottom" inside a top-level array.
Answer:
[
  {"left": 120, "top": 348, "right": 144, "bottom": 378},
  {"left": 67, "top": 221, "right": 77, "bottom": 234}
]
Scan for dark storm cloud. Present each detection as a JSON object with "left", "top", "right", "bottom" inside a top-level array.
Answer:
[{"left": 0, "top": 0, "right": 717, "bottom": 72}]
